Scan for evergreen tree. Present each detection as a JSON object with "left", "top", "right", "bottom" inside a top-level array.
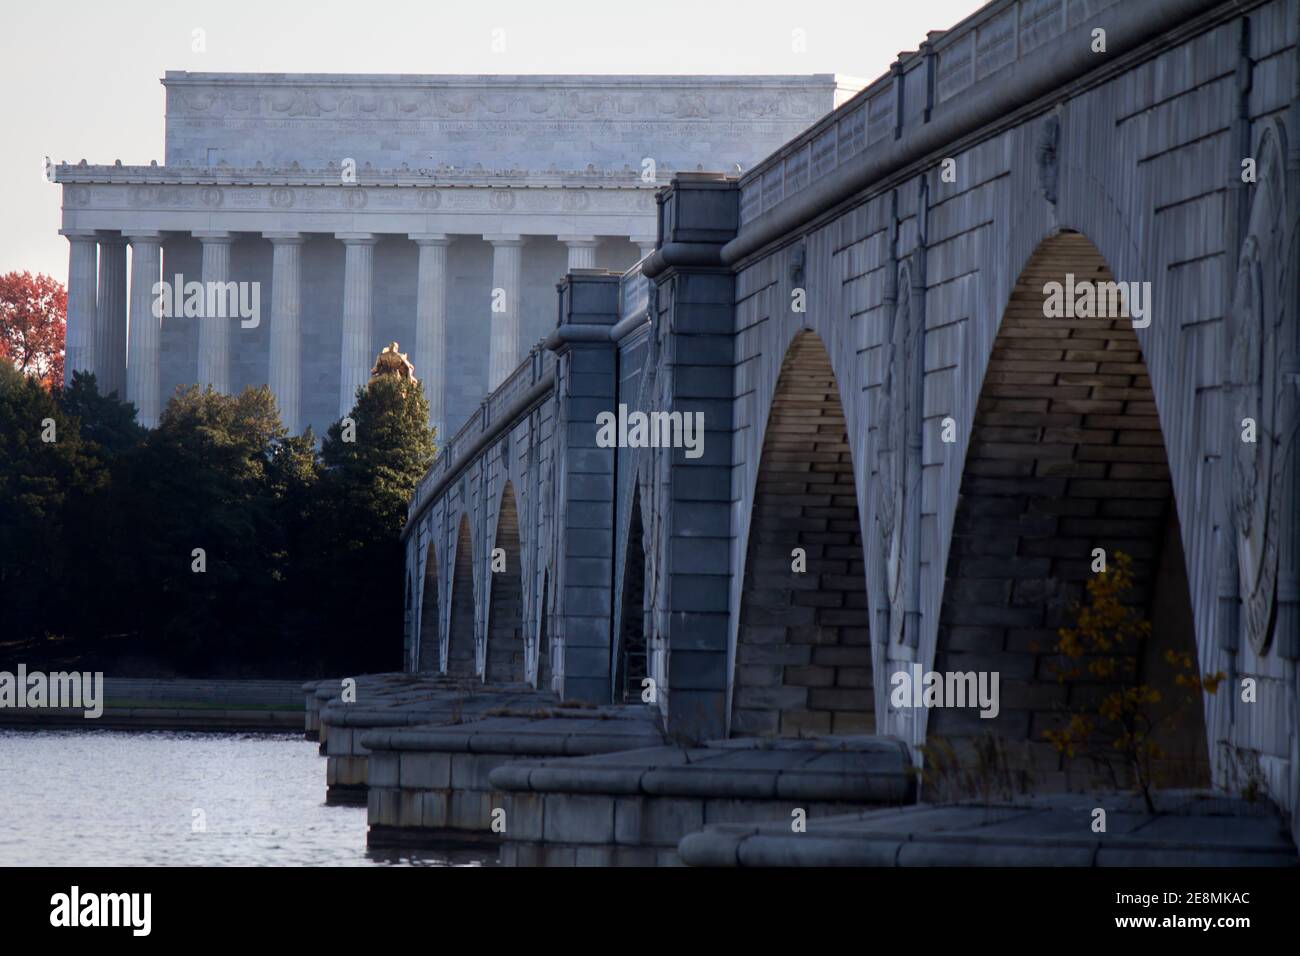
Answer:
[
  {"left": 116, "top": 385, "right": 285, "bottom": 670},
  {"left": 0, "top": 363, "right": 104, "bottom": 647},
  {"left": 55, "top": 371, "right": 143, "bottom": 646},
  {"left": 311, "top": 373, "right": 436, "bottom": 672},
  {"left": 58, "top": 370, "right": 145, "bottom": 458}
]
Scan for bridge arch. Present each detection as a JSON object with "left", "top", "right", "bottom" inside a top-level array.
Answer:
[
  {"left": 446, "top": 511, "right": 477, "bottom": 678},
  {"left": 731, "top": 329, "right": 874, "bottom": 738},
  {"left": 931, "top": 230, "right": 1208, "bottom": 790},
  {"left": 417, "top": 542, "right": 441, "bottom": 672},
  {"left": 486, "top": 482, "right": 525, "bottom": 683}
]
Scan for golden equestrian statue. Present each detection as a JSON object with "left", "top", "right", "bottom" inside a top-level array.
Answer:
[{"left": 370, "top": 341, "right": 417, "bottom": 383}]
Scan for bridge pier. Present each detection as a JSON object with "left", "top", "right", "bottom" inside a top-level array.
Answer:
[
  {"left": 643, "top": 174, "right": 740, "bottom": 741},
  {"left": 546, "top": 273, "right": 622, "bottom": 703}
]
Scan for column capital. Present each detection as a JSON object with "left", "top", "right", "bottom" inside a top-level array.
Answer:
[
  {"left": 95, "top": 231, "right": 129, "bottom": 245},
  {"left": 122, "top": 230, "right": 164, "bottom": 243},
  {"left": 336, "top": 232, "right": 379, "bottom": 245},
  {"left": 59, "top": 228, "right": 99, "bottom": 241},
  {"left": 264, "top": 231, "right": 305, "bottom": 244},
  {"left": 484, "top": 234, "right": 525, "bottom": 247},
  {"left": 194, "top": 230, "right": 235, "bottom": 243},
  {"left": 410, "top": 233, "right": 451, "bottom": 246},
  {"left": 559, "top": 235, "right": 599, "bottom": 246},
  {"left": 632, "top": 236, "right": 657, "bottom": 248}
]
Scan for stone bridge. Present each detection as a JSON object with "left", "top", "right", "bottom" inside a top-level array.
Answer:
[{"left": 400, "top": 0, "right": 1300, "bottom": 850}]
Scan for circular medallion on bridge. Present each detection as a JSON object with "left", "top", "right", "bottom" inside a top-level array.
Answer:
[
  {"left": 417, "top": 189, "right": 441, "bottom": 209},
  {"left": 66, "top": 186, "right": 90, "bottom": 207},
  {"left": 490, "top": 189, "right": 516, "bottom": 211},
  {"left": 1228, "top": 121, "right": 1289, "bottom": 655},
  {"left": 269, "top": 187, "right": 295, "bottom": 208},
  {"left": 345, "top": 188, "right": 367, "bottom": 210},
  {"left": 200, "top": 187, "right": 223, "bottom": 207}
]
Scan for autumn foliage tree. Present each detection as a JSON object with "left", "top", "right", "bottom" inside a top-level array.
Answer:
[
  {"left": 0, "top": 271, "right": 66, "bottom": 389},
  {"left": 1043, "top": 551, "right": 1224, "bottom": 813}
]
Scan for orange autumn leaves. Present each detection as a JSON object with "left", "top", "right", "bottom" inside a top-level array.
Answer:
[{"left": 1042, "top": 551, "right": 1224, "bottom": 810}]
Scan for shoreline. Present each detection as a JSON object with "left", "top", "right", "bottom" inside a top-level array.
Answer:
[
  {"left": 0, "top": 705, "right": 304, "bottom": 733},
  {"left": 0, "top": 677, "right": 307, "bottom": 732}
]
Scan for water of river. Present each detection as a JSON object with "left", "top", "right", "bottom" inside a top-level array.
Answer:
[{"left": 0, "top": 729, "right": 496, "bottom": 866}]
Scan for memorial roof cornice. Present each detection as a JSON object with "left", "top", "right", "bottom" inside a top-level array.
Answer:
[
  {"left": 53, "top": 163, "right": 666, "bottom": 189},
  {"left": 161, "top": 71, "right": 862, "bottom": 89}
]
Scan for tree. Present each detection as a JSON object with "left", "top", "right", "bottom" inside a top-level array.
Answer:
[
  {"left": 0, "top": 361, "right": 104, "bottom": 644},
  {"left": 113, "top": 385, "right": 287, "bottom": 670},
  {"left": 0, "top": 272, "right": 66, "bottom": 389},
  {"left": 58, "top": 371, "right": 144, "bottom": 458},
  {"left": 265, "top": 428, "right": 324, "bottom": 669},
  {"left": 310, "top": 372, "right": 436, "bottom": 671},
  {"left": 322, "top": 374, "right": 437, "bottom": 533},
  {"left": 1, "top": 347, "right": 440, "bottom": 677},
  {"left": 1043, "top": 551, "right": 1224, "bottom": 813},
  {"left": 52, "top": 372, "right": 144, "bottom": 645}
]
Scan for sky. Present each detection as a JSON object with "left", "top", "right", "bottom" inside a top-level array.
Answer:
[{"left": 0, "top": 0, "right": 982, "bottom": 280}]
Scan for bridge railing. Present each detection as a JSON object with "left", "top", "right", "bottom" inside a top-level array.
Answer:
[
  {"left": 407, "top": 254, "right": 649, "bottom": 532},
  {"left": 735, "top": 0, "right": 1117, "bottom": 230},
  {"left": 408, "top": 343, "right": 555, "bottom": 526},
  {"left": 620, "top": 254, "right": 651, "bottom": 324}
]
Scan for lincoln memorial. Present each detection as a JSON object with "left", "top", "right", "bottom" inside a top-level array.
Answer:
[{"left": 54, "top": 72, "right": 861, "bottom": 435}]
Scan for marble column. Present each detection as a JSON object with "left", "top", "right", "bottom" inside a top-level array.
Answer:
[
  {"left": 633, "top": 237, "right": 657, "bottom": 262},
  {"left": 266, "top": 233, "right": 304, "bottom": 432},
  {"left": 95, "top": 235, "right": 128, "bottom": 399},
  {"left": 61, "top": 229, "right": 98, "bottom": 386},
  {"left": 487, "top": 235, "right": 524, "bottom": 390},
  {"left": 562, "top": 235, "right": 599, "bottom": 271},
  {"left": 338, "top": 233, "right": 378, "bottom": 417},
  {"left": 125, "top": 231, "right": 163, "bottom": 427},
  {"left": 195, "top": 231, "right": 234, "bottom": 395},
  {"left": 411, "top": 233, "right": 450, "bottom": 437}
]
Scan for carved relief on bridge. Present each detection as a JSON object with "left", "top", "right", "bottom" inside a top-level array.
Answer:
[{"left": 1225, "top": 120, "right": 1295, "bottom": 655}]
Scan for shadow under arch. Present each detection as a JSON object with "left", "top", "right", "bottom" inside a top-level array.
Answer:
[
  {"left": 614, "top": 485, "right": 648, "bottom": 703},
  {"left": 732, "top": 329, "right": 874, "bottom": 737},
  {"left": 404, "top": 570, "right": 415, "bottom": 670},
  {"left": 417, "top": 542, "right": 440, "bottom": 672},
  {"left": 446, "top": 512, "right": 477, "bottom": 678},
  {"left": 931, "top": 230, "right": 1208, "bottom": 792},
  {"left": 486, "top": 481, "right": 525, "bottom": 683}
]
